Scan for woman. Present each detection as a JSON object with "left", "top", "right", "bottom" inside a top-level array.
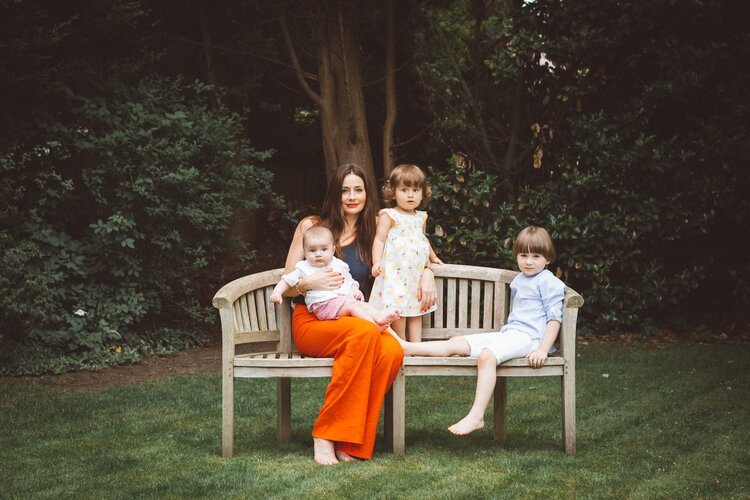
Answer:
[{"left": 283, "top": 163, "right": 437, "bottom": 464}]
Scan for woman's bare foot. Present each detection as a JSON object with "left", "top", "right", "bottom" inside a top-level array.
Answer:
[
  {"left": 448, "top": 415, "right": 484, "bottom": 435},
  {"left": 335, "top": 449, "right": 355, "bottom": 462},
  {"left": 313, "top": 438, "right": 339, "bottom": 465},
  {"left": 375, "top": 310, "right": 401, "bottom": 331}
]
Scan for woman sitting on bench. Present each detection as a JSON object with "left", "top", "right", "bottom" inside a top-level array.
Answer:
[{"left": 281, "top": 163, "right": 437, "bottom": 465}]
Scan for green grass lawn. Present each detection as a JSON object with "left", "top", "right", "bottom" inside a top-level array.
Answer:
[{"left": 2, "top": 343, "right": 748, "bottom": 499}]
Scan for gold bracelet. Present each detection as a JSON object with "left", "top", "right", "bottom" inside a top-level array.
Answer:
[{"left": 294, "top": 282, "right": 305, "bottom": 295}]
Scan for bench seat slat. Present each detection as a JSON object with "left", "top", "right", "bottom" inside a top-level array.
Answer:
[
  {"left": 234, "top": 353, "right": 334, "bottom": 368},
  {"left": 403, "top": 365, "right": 563, "bottom": 377},
  {"left": 403, "top": 356, "right": 564, "bottom": 367}
]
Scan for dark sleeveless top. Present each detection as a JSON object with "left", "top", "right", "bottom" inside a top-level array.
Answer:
[
  {"left": 293, "top": 239, "right": 374, "bottom": 305},
  {"left": 341, "top": 241, "right": 373, "bottom": 300}
]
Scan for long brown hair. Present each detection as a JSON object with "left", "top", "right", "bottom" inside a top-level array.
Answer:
[{"left": 319, "top": 163, "right": 379, "bottom": 267}]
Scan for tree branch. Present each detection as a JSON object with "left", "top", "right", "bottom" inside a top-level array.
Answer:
[{"left": 280, "top": 15, "right": 322, "bottom": 106}]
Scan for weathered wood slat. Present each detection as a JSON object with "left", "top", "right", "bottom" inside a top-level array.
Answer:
[
  {"left": 470, "top": 279, "right": 481, "bottom": 328},
  {"left": 458, "top": 279, "right": 468, "bottom": 328},
  {"left": 247, "top": 293, "right": 259, "bottom": 331},
  {"left": 256, "top": 289, "right": 267, "bottom": 331},
  {"left": 402, "top": 356, "right": 564, "bottom": 367},
  {"left": 434, "top": 278, "right": 444, "bottom": 328},
  {"left": 446, "top": 279, "right": 457, "bottom": 328},
  {"left": 265, "top": 286, "right": 277, "bottom": 330},
  {"left": 403, "top": 365, "right": 563, "bottom": 377},
  {"left": 240, "top": 295, "right": 252, "bottom": 331},
  {"left": 482, "top": 281, "right": 493, "bottom": 329},
  {"left": 421, "top": 327, "right": 496, "bottom": 339},
  {"left": 233, "top": 330, "right": 280, "bottom": 345}
]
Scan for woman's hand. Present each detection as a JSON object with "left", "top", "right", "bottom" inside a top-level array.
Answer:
[
  {"left": 304, "top": 268, "right": 345, "bottom": 293},
  {"left": 417, "top": 267, "right": 437, "bottom": 312},
  {"left": 371, "top": 262, "right": 381, "bottom": 277}
]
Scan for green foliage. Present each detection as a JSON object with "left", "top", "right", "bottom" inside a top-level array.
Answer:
[
  {"left": 420, "top": 0, "right": 750, "bottom": 335},
  {"left": 426, "top": 157, "right": 509, "bottom": 267},
  {"left": 0, "top": 75, "right": 278, "bottom": 375}
]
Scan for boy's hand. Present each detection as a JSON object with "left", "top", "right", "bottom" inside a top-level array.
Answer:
[
  {"left": 371, "top": 263, "right": 381, "bottom": 277},
  {"left": 269, "top": 292, "right": 283, "bottom": 304},
  {"left": 525, "top": 349, "right": 548, "bottom": 369},
  {"left": 353, "top": 290, "right": 364, "bottom": 301}
]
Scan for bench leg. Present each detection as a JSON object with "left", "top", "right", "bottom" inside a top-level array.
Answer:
[
  {"left": 384, "top": 387, "right": 393, "bottom": 448},
  {"left": 562, "top": 368, "right": 576, "bottom": 454},
  {"left": 277, "top": 378, "right": 291, "bottom": 444},
  {"left": 222, "top": 371, "right": 234, "bottom": 458},
  {"left": 390, "top": 368, "right": 406, "bottom": 455},
  {"left": 493, "top": 377, "right": 507, "bottom": 443}
]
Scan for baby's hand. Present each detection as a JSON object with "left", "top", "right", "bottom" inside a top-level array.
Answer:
[
  {"left": 269, "top": 292, "right": 283, "bottom": 304},
  {"left": 371, "top": 264, "right": 381, "bottom": 277},
  {"left": 525, "top": 349, "right": 548, "bottom": 369},
  {"left": 353, "top": 290, "right": 364, "bottom": 301}
]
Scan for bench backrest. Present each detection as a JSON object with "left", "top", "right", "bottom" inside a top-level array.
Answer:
[{"left": 213, "top": 264, "right": 583, "bottom": 357}]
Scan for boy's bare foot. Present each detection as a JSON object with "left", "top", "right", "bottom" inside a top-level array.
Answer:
[
  {"left": 335, "top": 449, "right": 355, "bottom": 462},
  {"left": 313, "top": 438, "right": 339, "bottom": 465},
  {"left": 448, "top": 415, "right": 484, "bottom": 435},
  {"left": 375, "top": 310, "right": 401, "bottom": 331}
]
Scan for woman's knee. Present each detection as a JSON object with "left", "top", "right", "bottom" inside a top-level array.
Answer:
[{"left": 350, "top": 320, "right": 380, "bottom": 345}]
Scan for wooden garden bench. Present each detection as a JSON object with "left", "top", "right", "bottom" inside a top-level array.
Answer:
[{"left": 212, "top": 263, "right": 584, "bottom": 458}]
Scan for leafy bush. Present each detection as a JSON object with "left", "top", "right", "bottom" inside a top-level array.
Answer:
[
  {"left": 0, "top": 76, "right": 278, "bottom": 375},
  {"left": 426, "top": 157, "right": 510, "bottom": 267},
  {"left": 427, "top": 142, "right": 708, "bottom": 335}
]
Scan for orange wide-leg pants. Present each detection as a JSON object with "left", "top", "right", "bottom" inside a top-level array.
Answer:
[{"left": 292, "top": 305, "right": 403, "bottom": 459}]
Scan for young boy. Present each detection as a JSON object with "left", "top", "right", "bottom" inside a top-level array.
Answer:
[
  {"left": 395, "top": 226, "right": 566, "bottom": 435},
  {"left": 270, "top": 226, "right": 399, "bottom": 330}
]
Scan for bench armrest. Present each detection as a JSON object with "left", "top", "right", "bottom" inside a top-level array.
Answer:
[{"left": 212, "top": 268, "right": 284, "bottom": 310}]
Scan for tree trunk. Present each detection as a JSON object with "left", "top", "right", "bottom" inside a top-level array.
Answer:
[
  {"left": 317, "top": 3, "right": 374, "bottom": 184},
  {"left": 281, "top": 2, "right": 375, "bottom": 185},
  {"left": 383, "top": 0, "right": 397, "bottom": 178}
]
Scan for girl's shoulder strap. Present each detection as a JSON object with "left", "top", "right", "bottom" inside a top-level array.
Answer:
[{"left": 378, "top": 207, "right": 397, "bottom": 219}]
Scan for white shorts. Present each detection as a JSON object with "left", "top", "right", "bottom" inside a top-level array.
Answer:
[{"left": 464, "top": 329, "right": 537, "bottom": 364}]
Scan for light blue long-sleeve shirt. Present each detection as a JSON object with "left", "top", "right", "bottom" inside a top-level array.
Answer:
[{"left": 500, "top": 269, "right": 565, "bottom": 343}]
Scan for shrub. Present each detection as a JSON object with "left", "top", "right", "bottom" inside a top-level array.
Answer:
[
  {"left": 426, "top": 157, "right": 511, "bottom": 267},
  {"left": 0, "top": 75, "right": 278, "bottom": 375}
]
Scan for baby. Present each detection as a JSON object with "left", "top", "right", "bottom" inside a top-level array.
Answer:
[{"left": 270, "top": 226, "right": 399, "bottom": 330}]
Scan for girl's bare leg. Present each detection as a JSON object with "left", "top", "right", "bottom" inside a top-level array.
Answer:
[
  {"left": 390, "top": 317, "right": 406, "bottom": 340},
  {"left": 448, "top": 348, "right": 497, "bottom": 435},
  {"left": 406, "top": 316, "right": 423, "bottom": 342}
]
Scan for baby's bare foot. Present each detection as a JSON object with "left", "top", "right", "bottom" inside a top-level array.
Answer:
[
  {"left": 375, "top": 309, "right": 401, "bottom": 330},
  {"left": 313, "top": 438, "right": 339, "bottom": 465},
  {"left": 335, "top": 449, "right": 355, "bottom": 462},
  {"left": 448, "top": 415, "right": 484, "bottom": 435}
]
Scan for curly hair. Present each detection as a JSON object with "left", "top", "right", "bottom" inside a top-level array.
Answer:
[{"left": 381, "top": 164, "right": 432, "bottom": 208}]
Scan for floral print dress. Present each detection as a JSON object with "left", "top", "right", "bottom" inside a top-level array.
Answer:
[{"left": 370, "top": 208, "right": 436, "bottom": 317}]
